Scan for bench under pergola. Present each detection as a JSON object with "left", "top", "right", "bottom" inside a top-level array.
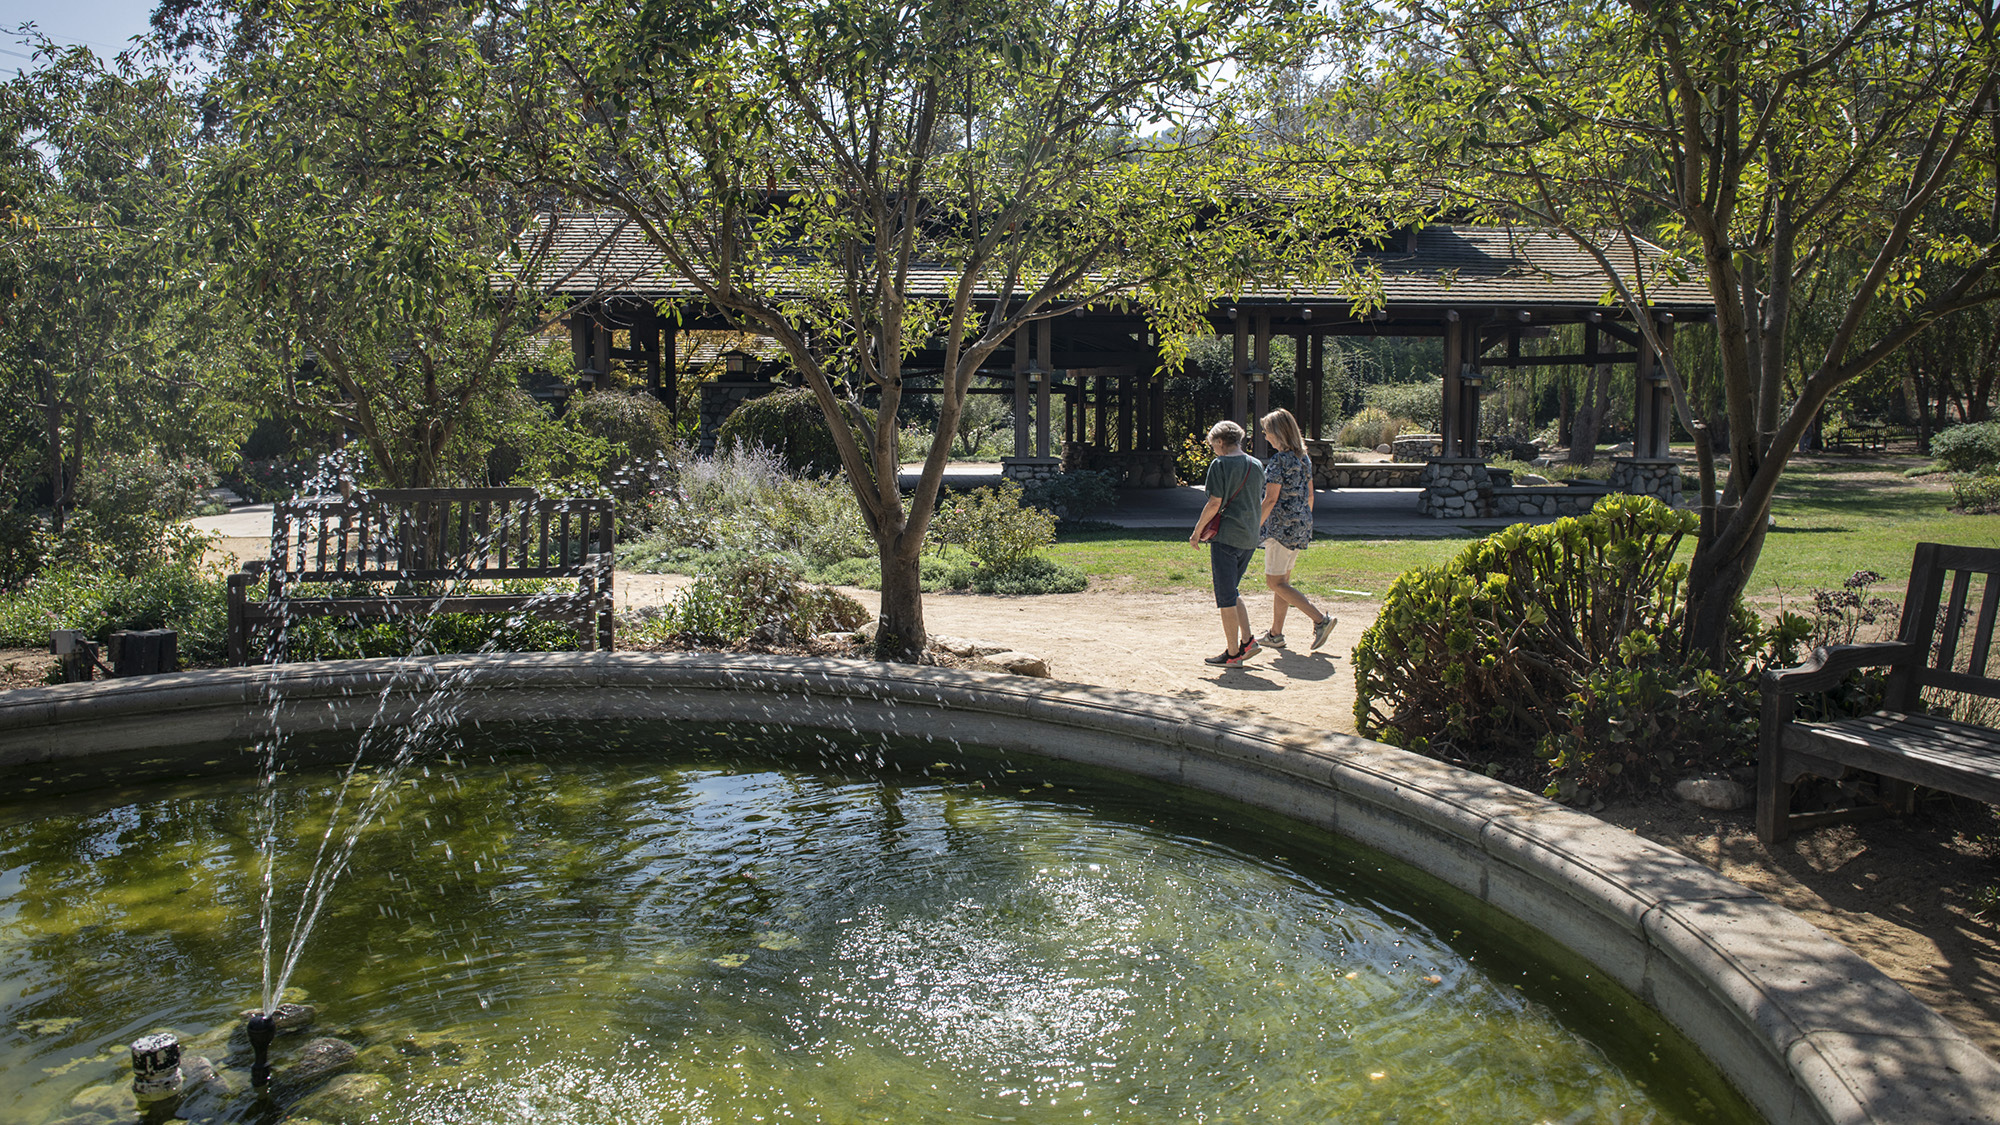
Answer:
[{"left": 523, "top": 214, "right": 1713, "bottom": 518}]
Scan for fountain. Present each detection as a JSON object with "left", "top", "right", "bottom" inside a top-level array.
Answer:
[{"left": 0, "top": 652, "right": 1994, "bottom": 1123}]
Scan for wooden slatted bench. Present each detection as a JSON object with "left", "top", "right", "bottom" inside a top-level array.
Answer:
[
  {"left": 1758, "top": 542, "right": 2000, "bottom": 842},
  {"left": 226, "top": 487, "right": 614, "bottom": 666}
]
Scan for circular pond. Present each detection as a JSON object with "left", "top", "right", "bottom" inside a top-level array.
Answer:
[{"left": 1, "top": 722, "right": 1752, "bottom": 1124}]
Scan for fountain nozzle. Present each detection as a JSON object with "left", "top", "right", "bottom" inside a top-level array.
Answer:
[{"left": 247, "top": 1011, "right": 277, "bottom": 1087}]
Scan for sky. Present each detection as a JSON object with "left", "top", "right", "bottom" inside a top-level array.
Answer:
[{"left": 0, "top": 0, "right": 162, "bottom": 70}]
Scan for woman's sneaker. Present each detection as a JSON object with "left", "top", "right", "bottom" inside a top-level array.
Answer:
[
  {"left": 1227, "top": 638, "right": 1262, "bottom": 664},
  {"left": 1312, "top": 615, "right": 1337, "bottom": 652},
  {"left": 1204, "top": 649, "right": 1236, "bottom": 666},
  {"left": 1258, "top": 631, "right": 1286, "bottom": 648}
]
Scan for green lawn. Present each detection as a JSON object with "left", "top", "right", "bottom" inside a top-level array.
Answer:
[{"left": 1052, "top": 456, "right": 1999, "bottom": 603}]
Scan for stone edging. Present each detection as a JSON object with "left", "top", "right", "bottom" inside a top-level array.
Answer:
[{"left": 0, "top": 652, "right": 1991, "bottom": 1125}]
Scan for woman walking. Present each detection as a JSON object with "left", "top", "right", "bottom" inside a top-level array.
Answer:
[
  {"left": 1256, "top": 408, "right": 1336, "bottom": 652},
  {"left": 1189, "top": 420, "right": 1264, "bottom": 666}
]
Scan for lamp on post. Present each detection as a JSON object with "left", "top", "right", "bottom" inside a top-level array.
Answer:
[{"left": 721, "top": 349, "right": 757, "bottom": 381}]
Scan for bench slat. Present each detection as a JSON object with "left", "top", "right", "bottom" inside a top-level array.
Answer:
[{"left": 1785, "top": 714, "right": 2000, "bottom": 806}]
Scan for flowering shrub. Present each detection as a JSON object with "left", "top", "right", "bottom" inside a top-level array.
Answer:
[
  {"left": 1174, "top": 434, "right": 1214, "bottom": 484},
  {"left": 929, "top": 482, "right": 1056, "bottom": 571}
]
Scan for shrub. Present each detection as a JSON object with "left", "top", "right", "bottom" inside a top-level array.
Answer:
[
  {"left": 1933, "top": 421, "right": 2000, "bottom": 473},
  {"left": 1174, "top": 434, "right": 1214, "bottom": 484},
  {"left": 929, "top": 482, "right": 1056, "bottom": 571},
  {"left": 1353, "top": 495, "right": 1797, "bottom": 803},
  {"left": 1338, "top": 407, "right": 1417, "bottom": 450},
  {"left": 0, "top": 558, "right": 232, "bottom": 664},
  {"left": 717, "top": 387, "right": 874, "bottom": 477},
  {"left": 1950, "top": 471, "right": 2000, "bottom": 514},
  {"left": 644, "top": 555, "right": 868, "bottom": 645},
  {"left": 1022, "top": 470, "right": 1119, "bottom": 520},
  {"left": 60, "top": 451, "right": 216, "bottom": 574},
  {"left": 1362, "top": 381, "right": 1444, "bottom": 431},
  {"left": 971, "top": 555, "right": 1087, "bottom": 595},
  {"left": 566, "top": 390, "right": 676, "bottom": 470}
]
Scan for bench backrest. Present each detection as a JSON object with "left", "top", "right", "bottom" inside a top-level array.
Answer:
[
  {"left": 1890, "top": 542, "right": 2000, "bottom": 709},
  {"left": 267, "top": 488, "right": 614, "bottom": 589}
]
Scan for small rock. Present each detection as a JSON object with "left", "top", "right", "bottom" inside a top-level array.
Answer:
[
  {"left": 289, "top": 1072, "right": 390, "bottom": 1116},
  {"left": 1517, "top": 473, "right": 1550, "bottom": 486},
  {"left": 1375, "top": 443, "right": 1392, "bottom": 454},
  {"left": 985, "top": 651, "right": 1050, "bottom": 677},
  {"left": 930, "top": 633, "right": 983, "bottom": 658},
  {"left": 1674, "top": 776, "right": 1751, "bottom": 811},
  {"left": 278, "top": 1036, "right": 359, "bottom": 1087}
]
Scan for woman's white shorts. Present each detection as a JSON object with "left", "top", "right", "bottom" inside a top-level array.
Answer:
[{"left": 1262, "top": 539, "right": 1302, "bottom": 575}]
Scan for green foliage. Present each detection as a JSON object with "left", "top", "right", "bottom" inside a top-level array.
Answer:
[
  {"left": 1338, "top": 407, "right": 1416, "bottom": 449},
  {"left": 717, "top": 388, "right": 872, "bottom": 477},
  {"left": 279, "top": 580, "right": 581, "bottom": 662},
  {"left": 566, "top": 391, "right": 676, "bottom": 471},
  {"left": 1353, "top": 495, "right": 1795, "bottom": 803},
  {"left": 1950, "top": 472, "right": 2000, "bottom": 513},
  {"left": 1933, "top": 422, "right": 2000, "bottom": 474},
  {"left": 930, "top": 483, "right": 1056, "bottom": 571},
  {"left": 637, "top": 555, "right": 869, "bottom": 646},
  {"left": 1022, "top": 470, "right": 1120, "bottom": 520},
  {"left": 622, "top": 447, "right": 872, "bottom": 571},
  {"left": 1174, "top": 434, "right": 1215, "bottom": 485},
  {"left": 0, "top": 559, "right": 231, "bottom": 665},
  {"left": 56, "top": 450, "right": 216, "bottom": 574},
  {"left": 1361, "top": 382, "right": 1443, "bottom": 432}
]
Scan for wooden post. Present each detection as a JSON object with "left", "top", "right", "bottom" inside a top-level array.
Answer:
[
  {"left": 1036, "top": 319, "right": 1054, "bottom": 459},
  {"left": 1634, "top": 325, "right": 1658, "bottom": 459},
  {"left": 1232, "top": 314, "right": 1248, "bottom": 426},
  {"left": 1441, "top": 315, "right": 1464, "bottom": 457},
  {"left": 1012, "top": 326, "right": 1030, "bottom": 458},
  {"left": 638, "top": 305, "right": 663, "bottom": 403},
  {"left": 591, "top": 313, "right": 611, "bottom": 388},
  {"left": 661, "top": 319, "right": 678, "bottom": 416},
  {"left": 570, "top": 312, "right": 591, "bottom": 377},
  {"left": 1309, "top": 333, "right": 1326, "bottom": 439},
  {"left": 1252, "top": 312, "right": 1271, "bottom": 455},
  {"left": 1652, "top": 319, "right": 1676, "bottom": 457}
]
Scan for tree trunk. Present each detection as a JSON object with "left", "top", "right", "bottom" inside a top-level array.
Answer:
[
  {"left": 1568, "top": 362, "right": 1612, "bottom": 466},
  {"left": 874, "top": 540, "right": 927, "bottom": 662},
  {"left": 1684, "top": 506, "right": 1772, "bottom": 660}
]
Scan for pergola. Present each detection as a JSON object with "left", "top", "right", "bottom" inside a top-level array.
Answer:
[{"left": 525, "top": 214, "right": 1713, "bottom": 515}]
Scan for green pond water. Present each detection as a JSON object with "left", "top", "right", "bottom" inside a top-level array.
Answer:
[{"left": 0, "top": 723, "right": 1758, "bottom": 1123}]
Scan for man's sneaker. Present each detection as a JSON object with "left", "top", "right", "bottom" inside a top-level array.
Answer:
[
  {"left": 1312, "top": 614, "right": 1338, "bottom": 652},
  {"left": 1204, "top": 649, "right": 1236, "bottom": 666},
  {"left": 1259, "top": 631, "right": 1287, "bottom": 648},
  {"left": 1227, "top": 638, "right": 1262, "bottom": 665}
]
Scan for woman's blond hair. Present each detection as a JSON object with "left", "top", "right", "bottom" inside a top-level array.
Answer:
[{"left": 1261, "top": 408, "right": 1308, "bottom": 462}]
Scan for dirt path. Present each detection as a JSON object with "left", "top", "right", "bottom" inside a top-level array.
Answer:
[{"left": 833, "top": 581, "right": 1372, "bottom": 736}]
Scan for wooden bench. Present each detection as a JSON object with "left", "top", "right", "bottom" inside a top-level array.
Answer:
[
  {"left": 1758, "top": 542, "right": 2000, "bottom": 842},
  {"left": 227, "top": 487, "right": 614, "bottom": 666}
]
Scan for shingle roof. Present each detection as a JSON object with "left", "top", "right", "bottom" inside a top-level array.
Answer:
[{"left": 518, "top": 212, "right": 1711, "bottom": 315}]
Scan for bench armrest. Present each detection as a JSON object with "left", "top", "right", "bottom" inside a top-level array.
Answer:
[{"left": 1761, "top": 641, "right": 1915, "bottom": 697}]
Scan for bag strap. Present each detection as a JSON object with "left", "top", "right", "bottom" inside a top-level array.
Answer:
[{"left": 1217, "top": 458, "right": 1252, "bottom": 512}]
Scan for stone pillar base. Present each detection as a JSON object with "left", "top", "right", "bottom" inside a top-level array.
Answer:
[
  {"left": 1417, "top": 457, "right": 1494, "bottom": 518},
  {"left": 1608, "top": 457, "right": 1682, "bottom": 506},
  {"left": 1000, "top": 457, "right": 1063, "bottom": 483}
]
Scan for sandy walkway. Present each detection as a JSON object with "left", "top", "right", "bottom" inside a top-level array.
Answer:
[{"left": 834, "top": 582, "right": 1369, "bottom": 736}]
